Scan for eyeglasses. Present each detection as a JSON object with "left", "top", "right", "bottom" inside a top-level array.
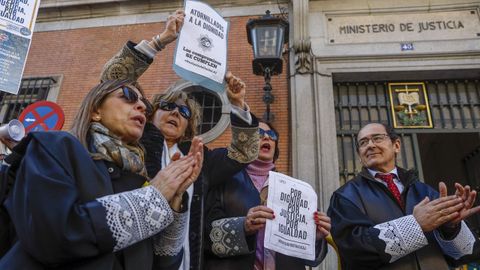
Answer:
[
  {"left": 120, "top": 86, "right": 153, "bottom": 117},
  {"left": 259, "top": 128, "right": 278, "bottom": 141},
  {"left": 159, "top": 101, "right": 192, "bottom": 119},
  {"left": 357, "top": 134, "right": 390, "bottom": 148}
]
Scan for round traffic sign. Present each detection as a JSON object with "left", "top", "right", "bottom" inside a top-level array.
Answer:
[{"left": 19, "top": 101, "right": 65, "bottom": 133}]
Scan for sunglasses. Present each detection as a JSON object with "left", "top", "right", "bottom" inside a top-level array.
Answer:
[
  {"left": 259, "top": 128, "right": 278, "bottom": 141},
  {"left": 159, "top": 101, "right": 192, "bottom": 119},
  {"left": 120, "top": 86, "right": 153, "bottom": 117}
]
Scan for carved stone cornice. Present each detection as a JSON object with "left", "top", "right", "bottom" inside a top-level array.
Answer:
[
  {"left": 293, "top": 38, "right": 313, "bottom": 74},
  {"left": 291, "top": 0, "right": 313, "bottom": 73}
]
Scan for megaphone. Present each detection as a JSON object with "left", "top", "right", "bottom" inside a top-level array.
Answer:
[{"left": 0, "top": 119, "right": 25, "bottom": 142}]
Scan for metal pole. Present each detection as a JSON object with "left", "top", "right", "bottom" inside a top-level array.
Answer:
[{"left": 263, "top": 67, "right": 274, "bottom": 122}]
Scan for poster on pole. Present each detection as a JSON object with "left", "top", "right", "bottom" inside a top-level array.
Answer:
[
  {"left": 0, "top": 0, "right": 41, "bottom": 95},
  {"left": 264, "top": 171, "right": 317, "bottom": 261},
  {"left": 173, "top": 0, "right": 228, "bottom": 92}
]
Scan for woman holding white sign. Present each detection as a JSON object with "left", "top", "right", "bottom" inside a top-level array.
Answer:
[
  {"left": 204, "top": 121, "right": 331, "bottom": 270},
  {"left": 100, "top": 9, "right": 260, "bottom": 270}
]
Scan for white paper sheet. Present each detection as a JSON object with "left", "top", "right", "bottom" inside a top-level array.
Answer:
[
  {"left": 264, "top": 171, "right": 317, "bottom": 261},
  {"left": 174, "top": 0, "right": 228, "bottom": 92}
]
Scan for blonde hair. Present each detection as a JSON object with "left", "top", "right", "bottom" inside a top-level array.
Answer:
[
  {"left": 70, "top": 79, "right": 144, "bottom": 150},
  {"left": 150, "top": 87, "right": 201, "bottom": 142}
]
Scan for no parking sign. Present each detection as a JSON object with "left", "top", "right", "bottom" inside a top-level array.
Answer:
[{"left": 19, "top": 101, "right": 65, "bottom": 133}]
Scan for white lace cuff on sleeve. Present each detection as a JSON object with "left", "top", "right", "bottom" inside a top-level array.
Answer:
[
  {"left": 210, "top": 217, "right": 250, "bottom": 257},
  {"left": 96, "top": 185, "right": 173, "bottom": 251},
  {"left": 153, "top": 210, "right": 189, "bottom": 256},
  {"left": 434, "top": 221, "right": 475, "bottom": 259},
  {"left": 230, "top": 103, "right": 252, "bottom": 125},
  {"left": 374, "top": 215, "right": 428, "bottom": 263}
]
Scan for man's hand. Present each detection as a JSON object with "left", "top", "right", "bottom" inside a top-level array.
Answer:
[
  {"left": 225, "top": 71, "right": 246, "bottom": 109},
  {"left": 413, "top": 195, "right": 463, "bottom": 232},
  {"left": 440, "top": 182, "right": 480, "bottom": 226},
  {"left": 244, "top": 206, "right": 274, "bottom": 235}
]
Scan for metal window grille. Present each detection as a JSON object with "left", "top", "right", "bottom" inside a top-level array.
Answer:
[
  {"left": 0, "top": 77, "right": 55, "bottom": 124},
  {"left": 334, "top": 79, "right": 480, "bottom": 185},
  {"left": 189, "top": 87, "right": 222, "bottom": 134}
]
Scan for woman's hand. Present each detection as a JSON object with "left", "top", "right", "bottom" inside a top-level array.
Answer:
[
  {"left": 314, "top": 211, "right": 331, "bottom": 240},
  {"left": 167, "top": 137, "right": 204, "bottom": 211},
  {"left": 244, "top": 206, "right": 274, "bottom": 235},
  {"left": 225, "top": 71, "right": 246, "bottom": 109},
  {"left": 169, "top": 194, "right": 184, "bottom": 212},
  {"left": 176, "top": 136, "right": 204, "bottom": 196},
  {"left": 157, "top": 9, "right": 185, "bottom": 46},
  {"left": 149, "top": 152, "right": 195, "bottom": 202}
]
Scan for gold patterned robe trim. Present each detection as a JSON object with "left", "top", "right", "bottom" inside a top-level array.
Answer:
[
  {"left": 227, "top": 125, "right": 259, "bottom": 163},
  {"left": 100, "top": 44, "right": 151, "bottom": 82}
]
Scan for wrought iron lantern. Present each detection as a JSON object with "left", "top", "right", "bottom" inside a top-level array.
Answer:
[{"left": 246, "top": 10, "right": 289, "bottom": 122}]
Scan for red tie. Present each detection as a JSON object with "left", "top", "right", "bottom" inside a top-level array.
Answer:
[{"left": 376, "top": 173, "right": 404, "bottom": 210}]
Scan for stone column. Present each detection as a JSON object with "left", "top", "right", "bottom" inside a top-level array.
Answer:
[{"left": 289, "top": 0, "right": 340, "bottom": 269}]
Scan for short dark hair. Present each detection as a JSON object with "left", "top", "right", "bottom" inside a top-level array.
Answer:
[
  {"left": 355, "top": 122, "right": 400, "bottom": 152},
  {"left": 259, "top": 120, "right": 280, "bottom": 162}
]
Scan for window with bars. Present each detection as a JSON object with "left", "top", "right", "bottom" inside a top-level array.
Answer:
[
  {"left": 334, "top": 79, "right": 480, "bottom": 184},
  {"left": 187, "top": 86, "right": 223, "bottom": 134},
  {"left": 0, "top": 77, "right": 55, "bottom": 124}
]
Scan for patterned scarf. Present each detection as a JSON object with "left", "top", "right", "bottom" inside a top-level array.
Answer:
[{"left": 89, "top": 122, "right": 148, "bottom": 178}]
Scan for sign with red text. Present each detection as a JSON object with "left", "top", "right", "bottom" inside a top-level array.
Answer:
[{"left": 264, "top": 171, "right": 317, "bottom": 260}]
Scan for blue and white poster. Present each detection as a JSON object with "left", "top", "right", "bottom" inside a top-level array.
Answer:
[
  {"left": 0, "top": 0, "right": 41, "bottom": 94},
  {"left": 174, "top": 0, "right": 229, "bottom": 92}
]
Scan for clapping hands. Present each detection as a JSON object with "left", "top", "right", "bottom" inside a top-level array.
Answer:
[
  {"left": 413, "top": 181, "right": 480, "bottom": 232},
  {"left": 150, "top": 136, "right": 204, "bottom": 211}
]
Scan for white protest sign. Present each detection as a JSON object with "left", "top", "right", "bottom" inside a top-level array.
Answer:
[
  {"left": 264, "top": 171, "right": 317, "bottom": 261},
  {"left": 0, "top": 0, "right": 41, "bottom": 94},
  {"left": 174, "top": 0, "right": 228, "bottom": 92}
]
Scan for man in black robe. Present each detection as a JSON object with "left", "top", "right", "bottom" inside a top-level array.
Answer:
[{"left": 328, "top": 122, "right": 480, "bottom": 270}]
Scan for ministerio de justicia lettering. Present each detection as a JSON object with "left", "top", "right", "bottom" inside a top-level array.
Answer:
[{"left": 339, "top": 20, "right": 465, "bottom": 34}]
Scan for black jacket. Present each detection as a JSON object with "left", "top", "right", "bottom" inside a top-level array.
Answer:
[
  {"left": 328, "top": 167, "right": 479, "bottom": 270},
  {"left": 102, "top": 40, "right": 260, "bottom": 270},
  {"left": 141, "top": 116, "right": 258, "bottom": 270},
  {"left": 204, "top": 169, "right": 327, "bottom": 270},
  {"left": 0, "top": 131, "right": 178, "bottom": 270}
]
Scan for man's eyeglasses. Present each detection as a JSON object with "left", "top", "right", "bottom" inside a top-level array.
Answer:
[
  {"left": 259, "top": 128, "right": 278, "bottom": 141},
  {"left": 120, "top": 86, "right": 153, "bottom": 117},
  {"left": 357, "top": 133, "right": 390, "bottom": 148},
  {"left": 159, "top": 101, "right": 192, "bottom": 119}
]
